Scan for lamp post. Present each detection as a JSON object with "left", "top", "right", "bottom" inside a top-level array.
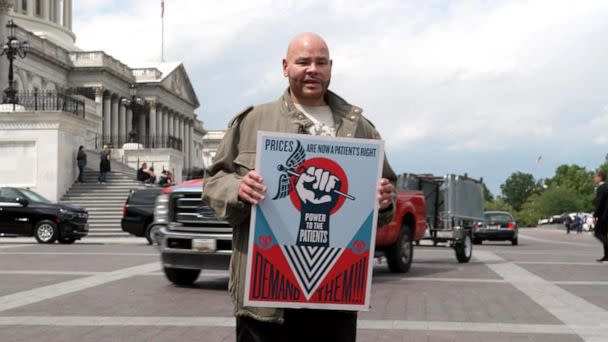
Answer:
[
  {"left": 1, "top": 19, "right": 29, "bottom": 105},
  {"left": 122, "top": 84, "right": 145, "bottom": 144}
]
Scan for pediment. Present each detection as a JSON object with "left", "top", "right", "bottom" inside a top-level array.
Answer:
[{"left": 162, "top": 64, "right": 200, "bottom": 107}]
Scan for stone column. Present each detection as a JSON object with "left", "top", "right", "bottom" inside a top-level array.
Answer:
[
  {"left": 62, "top": 0, "right": 71, "bottom": 29},
  {"left": 189, "top": 123, "right": 195, "bottom": 168},
  {"left": 103, "top": 94, "right": 111, "bottom": 144},
  {"left": 156, "top": 103, "right": 162, "bottom": 146},
  {"left": 138, "top": 109, "right": 146, "bottom": 144},
  {"left": 162, "top": 107, "right": 168, "bottom": 146},
  {"left": 41, "top": 0, "right": 49, "bottom": 20},
  {"left": 148, "top": 99, "right": 157, "bottom": 147},
  {"left": 180, "top": 116, "right": 185, "bottom": 153},
  {"left": 168, "top": 110, "right": 173, "bottom": 138},
  {"left": 53, "top": 0, "right": 60, "bottom": 24},
  {"left": 173, "top": 113, "right": 179, "bottom": 138},
  {"left": 184, "top": 119, "right": 190, "bottom": 169},
  {"left": 119, "top": 102, "right": 127, "bottom": 145},
  {"left": 111, "top": 95, "right": 119, "bottom": 146},
  {"left": 126, "top": 106, "right": 133, "bottom": 136},
  {"left": 26, "top": 0, "right": 33, "bottom": 16}
]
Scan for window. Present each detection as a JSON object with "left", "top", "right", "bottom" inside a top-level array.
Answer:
[
  {"left": 35, "top": 0, "right": 41, "bottom": 17},
  {"left": 0, "top": 188, "right": 21, "bottom": 202},
  {"left": 21, "top": 0, "right": 27, "bottom": 14}
]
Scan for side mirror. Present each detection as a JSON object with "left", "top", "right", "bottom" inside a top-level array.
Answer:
[{"left": 16, "top": 197, "right": 29, "bottom": 206}]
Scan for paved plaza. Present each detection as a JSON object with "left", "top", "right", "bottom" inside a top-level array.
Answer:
[{"left": 0, "top": 227, "right": 606, "bottom": 341}]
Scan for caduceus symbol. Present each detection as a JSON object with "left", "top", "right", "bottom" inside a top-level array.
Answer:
[{"left": 272, "top": 141, "right": 355, "bottom": 201}]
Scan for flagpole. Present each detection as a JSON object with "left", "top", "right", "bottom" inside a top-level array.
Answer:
[{"left": 161, "top": 0, "right": 165, "bottom": 62}]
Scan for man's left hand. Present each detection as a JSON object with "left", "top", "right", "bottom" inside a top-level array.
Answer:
[{"left": 377, "top": 178, "right": 394, "bottom": 210}]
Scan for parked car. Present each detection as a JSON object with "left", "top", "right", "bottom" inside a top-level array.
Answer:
[
  {"left": 121, "top": 186, "right": 165, "bottom": 244},
  {"left": 473, "top": 211, "right": 518, "bottom": 245},
  {"left": 0, "top": 187, "right": 88, "bottom": 244}
]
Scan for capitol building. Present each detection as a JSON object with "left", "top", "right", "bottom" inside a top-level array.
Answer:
[{"left": 0, "top": 0, "right": 209, "bottom": 201}]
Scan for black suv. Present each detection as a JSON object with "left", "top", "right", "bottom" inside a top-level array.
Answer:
[
  {"left": 121, "top": 187, "right": 164, "bottom": 244},
  {"left": 0, "top": 187, "right": 88, "bottom": 244}
]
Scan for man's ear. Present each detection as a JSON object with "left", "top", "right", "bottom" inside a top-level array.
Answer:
[{"left": 282, "top": 59, "right": 288, "bottom": 77}]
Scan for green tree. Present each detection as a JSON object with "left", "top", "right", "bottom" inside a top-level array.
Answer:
[
  {"left": 500, "top": 172, "right": 540, "bottom": 211},
  {"left": 515, "top": 194, "right": 542, "bottom": 227},
  {"left": 483, "top": 184, "right": 494, "bottom": 202},
  {"left": 537, "top": 186, "right": 581, "bottom": 217},
  {"left": 544, "top": 164, "right": 594, "bottom": 212}
]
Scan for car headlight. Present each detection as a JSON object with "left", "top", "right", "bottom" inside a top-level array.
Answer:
[
  {"left": 154, "top": 194, "right": 169, "bottom": 223},
  {"left": 59, "top": 208, "right": 75, "bottom": 219}
]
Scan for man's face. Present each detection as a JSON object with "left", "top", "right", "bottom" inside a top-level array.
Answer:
[
  {"left": 283, "top": 39, "right": 332, "bottom": 105},
  {"left": 595, "top": 174, "right": 603, "bottom": 184}
]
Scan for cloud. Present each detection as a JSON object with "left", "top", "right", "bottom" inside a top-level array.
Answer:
[{"left": 73, "top": 0, "right": 608, "bottom": 193}]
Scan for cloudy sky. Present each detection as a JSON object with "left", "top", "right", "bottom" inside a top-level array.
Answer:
[{"left": 73, "top": 0, "right": 608, "bottom": 194}]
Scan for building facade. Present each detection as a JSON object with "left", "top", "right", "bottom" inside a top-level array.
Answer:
[{"left": 0, "top": 0, "right": 207, "bottom": 200}]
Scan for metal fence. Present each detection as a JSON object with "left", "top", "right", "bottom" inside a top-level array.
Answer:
[
  {"left": 101, "top": 135, "right": 182, "bottom": 151},
  {"left": 14, "top": 91, "right": 85, "bottom": 118}
]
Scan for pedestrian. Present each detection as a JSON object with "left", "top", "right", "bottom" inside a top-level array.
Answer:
[
  {"left": 574, "top": 213, "right": 583, "bottom": 235},
  {"left": 565, "top": 214, "right": 572, "bottom": 234},
  {"left": 76, "top": 145, "right": 87, "bottom": 183},
  {"left": 97, "top": 145, "right": 111, "bottom": 184},
  {"left": 202, "top": 33, "right": 396, "bottom": 342},
  {"left": 593, "top": 171, "right": 608, "bottom": 262}
]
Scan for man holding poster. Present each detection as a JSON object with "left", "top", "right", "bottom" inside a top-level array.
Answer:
[{"left": 203, "top": 32, "right": 396, "bottom": 342}]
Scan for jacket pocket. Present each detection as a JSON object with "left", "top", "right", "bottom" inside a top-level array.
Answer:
[{"left": 233, "top": 152, "right": 255, "bottom": 176}]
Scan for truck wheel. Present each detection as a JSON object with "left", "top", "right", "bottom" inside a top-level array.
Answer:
[
  {"left": 163, "top": 267, "right": 200, "bottom": 286},
  {"left": 387, "top": 225, "right": 413, "bottom": 273},
  {"left": 145, "top": 224, "right": 162, "bottom": 245},
  {"left": 34, "top": 220, "right": 58, "bottom": 244},
  {"left": 455, "top": 233, "right": 473, "bottom": 263}
]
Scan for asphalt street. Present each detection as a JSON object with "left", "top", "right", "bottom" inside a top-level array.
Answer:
[{"left": 0, "top": 227, "right": 606, "bottom": 341}]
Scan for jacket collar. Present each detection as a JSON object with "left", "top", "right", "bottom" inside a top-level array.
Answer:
[{"left": 280, "top": 88, "right": 363, "bottom": 135}]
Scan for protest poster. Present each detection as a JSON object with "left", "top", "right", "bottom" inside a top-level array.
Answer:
[{"left": 243, "top": 131, "right": 384, "bottom": 311}]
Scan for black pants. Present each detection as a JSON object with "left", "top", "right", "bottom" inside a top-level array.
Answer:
[
  {"left": 594, "top": 220, "right": 608, "bottom": 257},
  {"left": 236, "top": 309, "right": 357, "bottom": 342}
]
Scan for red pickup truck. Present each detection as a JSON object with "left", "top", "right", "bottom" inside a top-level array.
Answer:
[
  {"left": 156, "top": 179, "right": 427, "bottom": 285},
  {"left": 376, "top": 191, "right": 427, "bottom": 273}
]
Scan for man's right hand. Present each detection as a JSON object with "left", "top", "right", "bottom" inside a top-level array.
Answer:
[{"left": 238, "top": 170, "right": 267, "bottom": 205}]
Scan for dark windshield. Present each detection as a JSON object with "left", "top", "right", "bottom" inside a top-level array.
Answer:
[
  {"left": 19, "top": 188, "right": 51, "bottom": 204},
  {"left": 485, "top": 212, "right": 513, "bottom": 223}
]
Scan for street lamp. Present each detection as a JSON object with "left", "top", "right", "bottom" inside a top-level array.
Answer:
[
  {"left": 121, "top": 84, "right": 145, "bottom": 144},
  {"left": 1, "top": 19, "right": 29, "bottom": 105}
]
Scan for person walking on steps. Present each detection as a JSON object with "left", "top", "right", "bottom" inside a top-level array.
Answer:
[
  {"left": 76, "top": 145, "right": 87, "bottom": 183},
  {"left": 98, "top": 145, "right": 111, "bottom": 184}
]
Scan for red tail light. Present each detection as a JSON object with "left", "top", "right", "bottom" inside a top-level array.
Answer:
[
  {"left": 508, "top": 222, "right": 516, "bottom": 229},
  {"left": 122, "top": 205, "right": 127, "bottom": 219}
]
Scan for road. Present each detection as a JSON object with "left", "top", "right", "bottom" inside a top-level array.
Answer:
[{"left": 0, "top": 227, "right": 606, "bottom": 341}]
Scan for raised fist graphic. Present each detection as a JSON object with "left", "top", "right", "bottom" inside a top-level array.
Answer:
[
  {"left": 295, "top": 166, "right": 341, "bottom": 247},
  {"left": 295, "top": 166, "right": 340, "bottom": 205}
]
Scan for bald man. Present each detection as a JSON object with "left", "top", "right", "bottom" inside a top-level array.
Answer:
[{"left": 203, "top": 33, "right": 397, "bottom": 342}]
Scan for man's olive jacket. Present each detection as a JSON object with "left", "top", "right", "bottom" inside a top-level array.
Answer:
[{"left": 202, "top": 89, "right": 397, "bottom": 323}]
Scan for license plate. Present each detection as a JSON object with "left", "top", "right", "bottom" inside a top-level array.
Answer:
[
  {"left": 192, "top": 238, "right": 216, "bottom": 253},
  {"left": 436, "top": 231, "right": 453, "bottom": 239},
  {"left": 489, "top": 225, "right": 500, "bottom": 230}
]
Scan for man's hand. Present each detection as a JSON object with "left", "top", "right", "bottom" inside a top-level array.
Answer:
[
  {"left": 378, "top": 178, "right": 394, "bottom": 210},
  {"left": 296, "top": 166, "right": 339, "bottom": 205},
  {"left": 238, "top": 170, "right": 266, "bottom": 205}
]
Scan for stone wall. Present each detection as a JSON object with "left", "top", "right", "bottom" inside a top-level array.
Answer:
[{"left": 0, "top": 110, "right": 95, "bottom": 201}]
